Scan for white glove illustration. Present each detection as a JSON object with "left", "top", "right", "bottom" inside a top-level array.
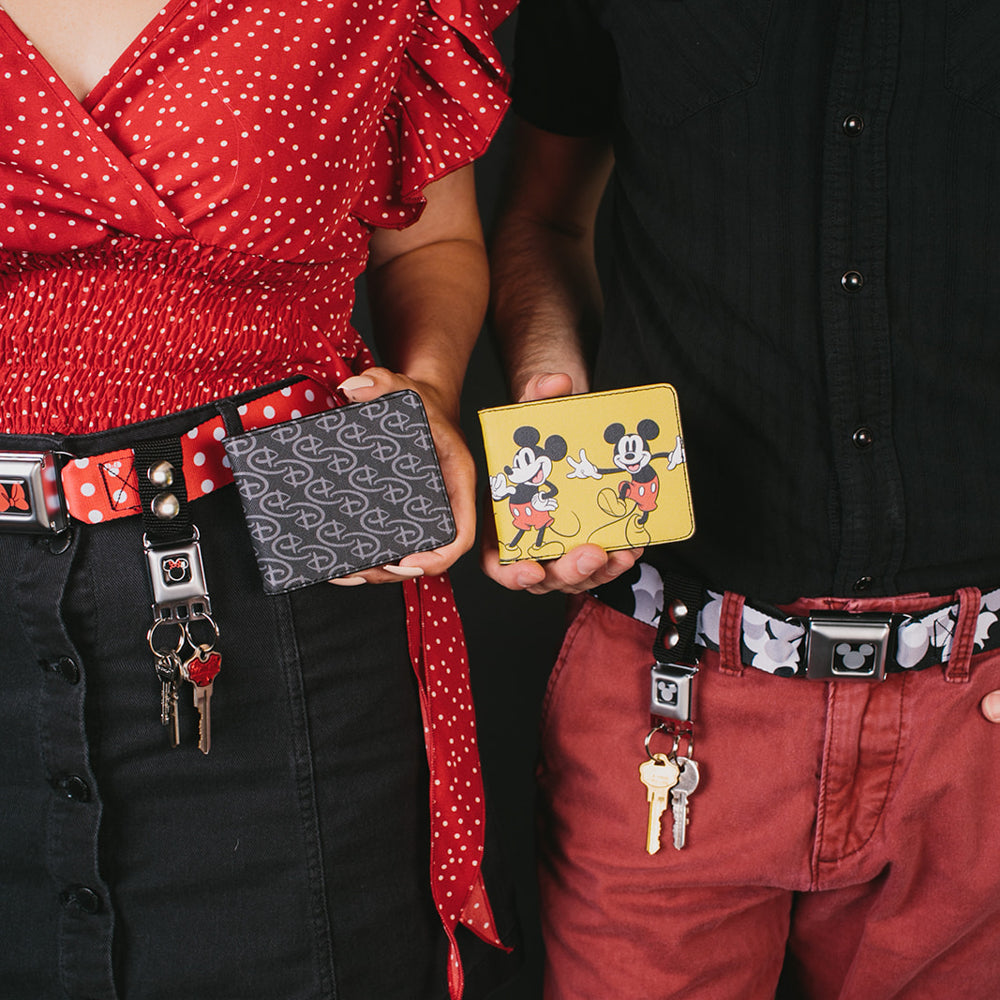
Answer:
[
  {"left": 666, "top": 435, "right": 686, "bottom": 471},
  {"left": 531, "top": 492, "right": 559, "bottom": 512},
  {"left": 566, "top": 448, "right": 601, "bottom": 480},
  {"left": 490, "top": 472, "right": 514, "bottom": 500}
]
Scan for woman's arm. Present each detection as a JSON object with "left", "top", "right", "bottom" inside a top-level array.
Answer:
[{"left": 332, "top": 164, "right": 485, "bottom": 584}]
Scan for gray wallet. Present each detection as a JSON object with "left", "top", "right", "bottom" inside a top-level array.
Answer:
[{"left": 223, "top": 389, "right": 456, "bottom": 593}]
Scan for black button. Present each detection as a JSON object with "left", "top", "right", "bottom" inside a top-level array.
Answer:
[
  {"left": 841, "top": 270, "right": 865, "bottom": 292},
  {"left": 842, "top": 114, "right": 865, "bottom": 136},
  {"left": 47, "top": 529, "right": 73, "bottom": 555},
  {"left": 61, "top": 886, "right": 102, "bottom": 914},
  {"left": 852, "top": 426, "right": 874, "bottom": 449},
  {"left": 853, "top": 576, "right": 873, "bottom": 593},
  {"left": 51, "top": 774, "right": 91, "bottom": 802},
  {"left": 42, "top": 656, "right": 81, "bottom": 684}
]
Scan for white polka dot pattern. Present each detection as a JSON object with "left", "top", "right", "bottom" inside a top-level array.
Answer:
[
  {"left": 405, "top": 574, "right": 510, "bottom": 997},
  {"left": 0, "top": 0, "right": 513, "bottom": 433}
]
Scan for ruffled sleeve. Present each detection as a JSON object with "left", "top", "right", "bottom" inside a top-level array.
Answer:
[{"left": 352, "top": 0, "right": 515, "bottom": 229}]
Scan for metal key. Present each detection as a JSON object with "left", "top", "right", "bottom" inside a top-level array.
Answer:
[
  {"left": 639, "top": 753, "right": 680, "bottom": 855},
  {"left": 181, "top": 645, "right": 222, "bottom": 754},
  {"left": 154, "top": 651, "right": 181, "bottom": 748},
  {"left": 671, "top": 756, "right": 701, "bottom": 850}
]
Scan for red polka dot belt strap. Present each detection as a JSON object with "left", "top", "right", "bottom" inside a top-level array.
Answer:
[{"left": 59, "top": 380, "right": 336, "bottom": 524}]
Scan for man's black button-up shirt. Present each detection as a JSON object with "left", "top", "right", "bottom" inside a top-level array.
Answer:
[{"left": 512, "top": 0, "right": 1000, "bottom": 602}]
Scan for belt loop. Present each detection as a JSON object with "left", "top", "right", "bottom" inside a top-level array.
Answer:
[
  {"left": 133, "top": 436, "right": 194, "bottom": 545},
  {"left": 718, "top": 591, "right": 746, "bottom": 677},
  {"left": 945, "top": 586, "right": 981, "bottom": 684}
]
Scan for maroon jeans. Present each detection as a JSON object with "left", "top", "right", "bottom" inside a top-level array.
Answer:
[{"left": 537, "top": 595, "right": 1000, "bottom": 999}]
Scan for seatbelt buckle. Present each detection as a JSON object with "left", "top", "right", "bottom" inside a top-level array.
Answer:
[
  {"left": 650, "top": 661, "right": 699, "bottom": 722},
  {"left": 143, "top": 527, "right": 212, "bottom": 622},
  {"left": 0, "top": 451, "right": 69, "bottom": 533},
  {"left": 804, "top": 611, "right": 894, "bottom": 680}
]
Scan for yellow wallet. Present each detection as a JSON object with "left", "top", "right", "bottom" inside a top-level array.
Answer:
[{"left": 479, "top": 384, "right": 695, "bottom": 564}]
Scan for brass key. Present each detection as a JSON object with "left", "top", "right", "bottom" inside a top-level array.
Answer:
[{"left": 639, "top": 753, "right": 680, "bottom": 855}]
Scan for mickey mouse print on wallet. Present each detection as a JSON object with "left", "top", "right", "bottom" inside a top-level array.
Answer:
[
  {"left": 224, "top": 389, "right": 456, "bottom": 593},
  {"left": 479, "top": 384, "right": 695, "bottom": 565}
]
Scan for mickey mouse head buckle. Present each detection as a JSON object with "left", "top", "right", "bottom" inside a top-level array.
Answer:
[{"left": 804, "top": 611, "right": 894, "bottom": 680}]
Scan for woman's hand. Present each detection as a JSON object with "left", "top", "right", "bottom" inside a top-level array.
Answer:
[
  {"left": 326, "top": 367, "right": 476, "bottom": 586},
  {"left": 329, "top": 166, "right": 485, "bottom": 586}
]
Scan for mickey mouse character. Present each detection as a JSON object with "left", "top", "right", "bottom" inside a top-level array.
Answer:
[
  {"left": 490, "top": 425, "right": 570, "bottom": 557},
  {"left": 568, "top": 419, "right": 685, "bottom": 526}
]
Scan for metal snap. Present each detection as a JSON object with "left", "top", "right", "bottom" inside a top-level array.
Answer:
[
  {"left": 151, "top": 492, "right": 180, "bottom": 519},
  {"left": 147, "top": 460, "right": 175, "bottom": 487}
]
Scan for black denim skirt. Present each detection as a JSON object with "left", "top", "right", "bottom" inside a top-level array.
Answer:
[{"left": 0, "top": 405, "right": 518, "bottom": 1000}]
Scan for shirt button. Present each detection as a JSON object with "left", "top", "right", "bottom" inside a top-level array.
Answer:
[
  {"left": 841, "top": 270, "right": 865, "bottom": 292},
  {"left": 51, "top": 774, "right": 91, "bottom": 802},
  {"left": 853, "top": 576, "right": 873, "bottom": 593},
  {"left": 42, "top": 656, "right": 81, "bottom": 684},
  {"left": 842, "top": 113, "right": 865, "bottom": 136},
  {"left": 852, "top": 426, "right": 874, "bottom": 449},
  {"left": 61, "top": 886, "right": 102, "bottom": 914}
]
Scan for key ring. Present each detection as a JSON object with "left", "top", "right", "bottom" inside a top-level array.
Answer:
[
  {"left": 183, "top": 613, "right": 219, "bottom": 653},
  {"left": 147, "top": 617, "right": 185, "bottom": 658},
  {"left": 644, "top": 723, "right": 681, "bottom": 761},
  {"left": 644, "top": 721, "right": 694, "bottom": 761}
]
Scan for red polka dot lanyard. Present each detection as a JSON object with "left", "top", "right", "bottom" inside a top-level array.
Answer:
[{"left": 403, "top": 574, "right": 512, "bottom": 998}]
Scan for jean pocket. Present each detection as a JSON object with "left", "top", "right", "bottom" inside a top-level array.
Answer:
[
  {"left": 945, "top": 0, "right": 1000, "bottom": 119},
  {"left": 606, "top": 0, "right": 774, "bottom": 126}
]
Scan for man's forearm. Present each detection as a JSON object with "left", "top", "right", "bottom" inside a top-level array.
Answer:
[
  {"left": 488, "top": 123, "right": 614, "bottom": 401},
  {"left": 490, "top": 206, "right": 601, "bottom": 398}
]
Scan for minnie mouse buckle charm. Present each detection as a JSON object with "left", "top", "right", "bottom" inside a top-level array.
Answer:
[{"left": 143, "top": 526, "right": 212, "bottom": 623}]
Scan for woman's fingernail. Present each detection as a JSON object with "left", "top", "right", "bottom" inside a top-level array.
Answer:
[
  {"left": 338, "top": 375, "right": 376, "bottom": 394},
  {"left": 381, "top": 564, "right": 425, "bottom": 578},
  {"left": 983, "top": 691, "right": 1000, "bottom": 722},
  {"left": 328, "top": 575, "right": 368, "bottom": 586}
]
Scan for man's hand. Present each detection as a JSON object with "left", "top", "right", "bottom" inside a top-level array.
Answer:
[
  {"left": 982, "top": 691, "right": 1000, "bottom": 722},
  {"left": 480, "top": 371, "right": 642, "bottom": 594}
]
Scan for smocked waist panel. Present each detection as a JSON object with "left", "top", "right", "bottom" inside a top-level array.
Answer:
[{"left": 1, "top": 237, "right": 370, "bottom": 433}]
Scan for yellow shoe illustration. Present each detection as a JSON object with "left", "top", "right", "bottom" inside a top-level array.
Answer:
[
  {"left": 597, "top": 487, "right": 628, "bottom": 518},
  {"left": 527, "top": 539, "right": 565, "bottom": 561},
  {"left": 625, "top": 513, "right": 652, "bottom": 548}
]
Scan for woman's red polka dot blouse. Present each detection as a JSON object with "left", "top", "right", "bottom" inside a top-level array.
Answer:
[{"left": 0, "top": 0, "right": 512, "bottom": 433}]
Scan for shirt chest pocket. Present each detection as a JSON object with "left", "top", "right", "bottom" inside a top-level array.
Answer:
[
  {"left": 945, "top": 1, "right": 1000, "bottom": 119},
  {"left": 604, "top": 0, "right": 774, "bottom": 126}
]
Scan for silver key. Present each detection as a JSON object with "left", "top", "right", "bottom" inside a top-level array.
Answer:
[
  {"left": 671, "top": 756, "right": 701, "bottom": 850},
  {"left": 639, "top": 753, "right": 680, "bottom": 854},
  {"left": 154, "top": 651, "right": 181, "bottom": 748},
  {"left": 180, "top": 645, "right": 221, "bottom": 755}
]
